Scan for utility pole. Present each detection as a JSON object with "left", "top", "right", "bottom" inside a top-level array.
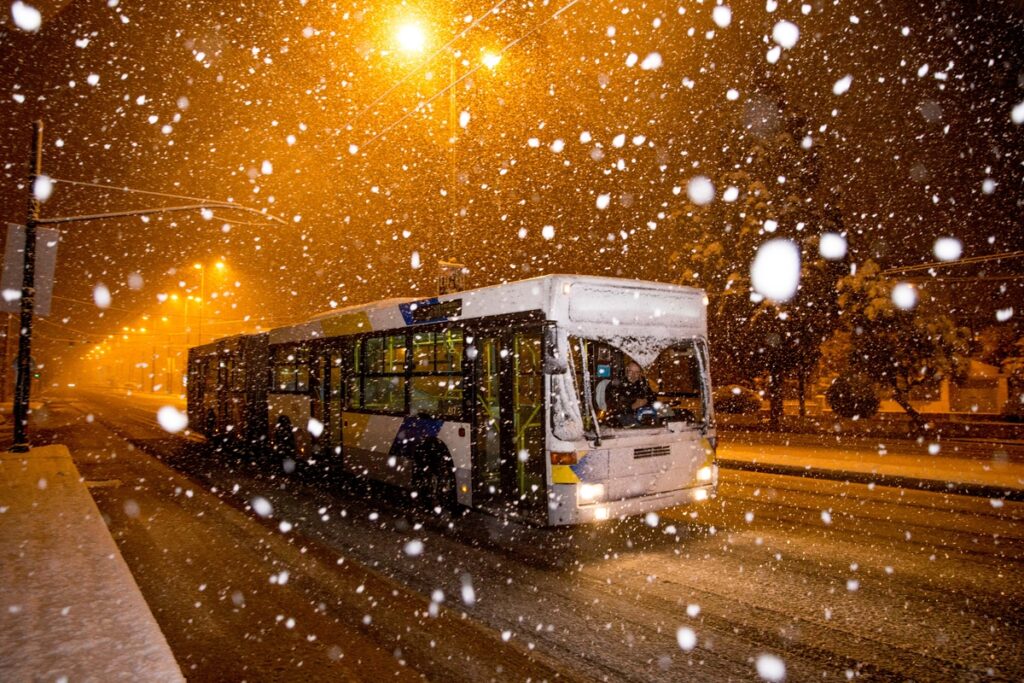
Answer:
[
  {"left": 10, "top": 121, "right": 43, "bottom": 453},
  {"left": 198, "top": 265, "right": 205, "bottom": 346},
  {"left": 449, "top": 53, "right": 458, "bottom": 259}
]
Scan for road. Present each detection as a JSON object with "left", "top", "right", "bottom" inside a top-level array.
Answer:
[{"left": 11, "top": 389, "right": 1024, "bottom": 681}]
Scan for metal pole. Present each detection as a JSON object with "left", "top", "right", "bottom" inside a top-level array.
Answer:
[
  {"left": 10, "top": 120, "right": 43, "bottom": 452},
  {"left": 198, "top": 266, "right": 204, "bottom": 346},
  {"left": 449, "top": 54, "right": 457, "bottom": 259},
  {"left": 165, "top": 335, "right": 172, "bottom": 393}
]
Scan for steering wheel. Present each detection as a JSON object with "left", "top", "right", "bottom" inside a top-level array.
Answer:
[{"left": 635, "top": 406, "right": 658, "bottom": 425}]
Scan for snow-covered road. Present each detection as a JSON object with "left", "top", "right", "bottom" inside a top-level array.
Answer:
[{"left": 18, "top": 389, "right": 1024, "bottom": 681}]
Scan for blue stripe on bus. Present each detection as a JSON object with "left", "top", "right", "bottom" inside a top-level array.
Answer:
[
  {"left": 399, "top": 298, "right": 441, "bottom": 325},
  {"left": 569, "top": 452, "right": 602, "bottom": 482},
  {"left": 391, "top": 415, "right": 445, "bottom": 456},
  {"left": 569, "top": 456, "right": 587, "bottom": 479}
]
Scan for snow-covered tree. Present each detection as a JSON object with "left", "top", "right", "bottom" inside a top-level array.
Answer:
[{"left": 826, "top": 261, "right": 971, "bottom": 430}]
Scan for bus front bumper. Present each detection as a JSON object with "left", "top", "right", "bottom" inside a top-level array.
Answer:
[{"left": 548, "top": 483, "right": 716, "bottom": 526}]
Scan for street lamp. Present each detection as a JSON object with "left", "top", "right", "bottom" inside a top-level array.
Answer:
[
  {"left": 192, "top": 259, "right": 226, "bottom": 346},
  {"left": 481, "top": 51, "right": 501, "bottom": 70},
  {"left": 390, "top": 21, "right": 504, "bottom": 278},
  {"left": 395, "top": 22, "right": 427, "bottom": 53}
]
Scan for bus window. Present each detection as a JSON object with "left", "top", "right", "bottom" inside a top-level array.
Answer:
[
  {"left": 365, "top": 334, "right": 405, "bottom": 374},
  {"left": 362, "top": 334, "right": 406, "bottom": 413},
  {"left": 270, "top": 346, "right": 311, "bottom": 393},
  {"left": 410, "top": 329, "right": 464, "bottom": 418},
  {"left": 569, "top": 337, "right": 707, "bottom": 429},
  {"left": 647, "top": 343, "right": 705, "bottom": 423},
  {"left": 228, "top": 356, "right": 246, "bottom": 392}
]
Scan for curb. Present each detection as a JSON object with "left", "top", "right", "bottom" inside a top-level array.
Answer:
[{"left": 718, "top": 458, "right": 1024, "bottom": 502}]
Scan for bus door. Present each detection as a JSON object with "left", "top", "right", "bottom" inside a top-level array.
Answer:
[
  {"left": 469, "top": 325, "right": 546, "bottom": 520},
  {"left": 314, "top": 344, "right": 347, "bottom": 465}
]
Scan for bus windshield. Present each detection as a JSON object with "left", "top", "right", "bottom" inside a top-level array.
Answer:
[{"left": 554, "top": 336, "right": 708, "bottom": 439}]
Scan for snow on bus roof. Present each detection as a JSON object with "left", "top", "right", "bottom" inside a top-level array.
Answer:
[
  {"left": 264, "top": 274, "right": 706, "bottom": 346},
  {"left": 306, "top": 297, "right": 419, "bottom": 322},
  {"left": 303, "top": 274, "right": 703, "bottom": 324}
]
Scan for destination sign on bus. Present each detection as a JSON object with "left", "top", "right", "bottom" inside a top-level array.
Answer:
[{"left": 401, "top": 298, "right": 463, "bottom": 325}]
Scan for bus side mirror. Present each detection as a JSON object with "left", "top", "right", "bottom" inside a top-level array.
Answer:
[{"left": 544, "top": 355, "right": 568, "bottom": 375}]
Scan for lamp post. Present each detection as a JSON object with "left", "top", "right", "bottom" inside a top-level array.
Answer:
[
  {"left": 192, "top": 259, "right": 225, "bottom": 346},
  {"left": 161, "top": 293, "right": 190, "bottom": 393},
  {"left": 393, "top": 22, "right": 502, "bottom": 270}
]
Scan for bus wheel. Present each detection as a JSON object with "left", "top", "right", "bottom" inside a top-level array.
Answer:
[{"left": 416, "top": 447, "right": 458, "bottom": 514}]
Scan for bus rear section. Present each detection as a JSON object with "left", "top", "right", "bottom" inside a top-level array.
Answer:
[{"left": 186, "top": 334, "right": 269, "bottom": 448}]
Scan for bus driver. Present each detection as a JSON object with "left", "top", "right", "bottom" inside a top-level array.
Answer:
[{"left": 609, "top": 361, "right": 657, "bottom": 427}]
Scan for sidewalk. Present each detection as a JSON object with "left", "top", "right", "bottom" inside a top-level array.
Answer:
[
  {"left": 718, "top": 412, "right": 1024, "bottom": 442},
  {"left": 0, "top": 445, "right": 183, "bottom": 681},
  {"left": 718, "top": 432, "right": 1024, "bottom": 501}
]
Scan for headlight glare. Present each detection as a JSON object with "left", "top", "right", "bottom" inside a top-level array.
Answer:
[{"left": 579, "top": 483, "right": 606, "bottom": 502}]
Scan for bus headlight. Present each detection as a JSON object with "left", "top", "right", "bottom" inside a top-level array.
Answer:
[
  {"left": 696, "top": 466, "right": 713, "bottom": 482},
  {"left": 579, "top": 483, "right": 605, "bottom": 503},
  {"left": 594, "top": 506, "right": 610, "bottom": 521},
  {"left": 693, "top": 488, "right": 709, "bottom": 502}
]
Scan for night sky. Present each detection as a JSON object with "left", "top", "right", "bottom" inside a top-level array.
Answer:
[{"left": 1, "top": 0, "right": 1022, "bottom": 375}]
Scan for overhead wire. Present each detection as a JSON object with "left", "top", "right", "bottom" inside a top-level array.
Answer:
[
  {"left": 882, "top": 251, "right": 1024, "bottom": 275},
  {"left": 52, "top": 178, "right": 239, "bottom": 208},
  {"left": 897, "top": 274, "right": 1024, "bottom": 283},
  {"left": 48, "top": 178, "right": 288, "bottom": 225}
]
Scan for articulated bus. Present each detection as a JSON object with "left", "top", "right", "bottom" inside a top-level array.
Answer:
[{"left": 187, "top": 274, "right": 718, "bottom": 525}]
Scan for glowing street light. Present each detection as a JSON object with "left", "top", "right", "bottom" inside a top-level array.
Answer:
[
  {"left": 482, "top": 51, "right": 501, "bottom": 70},
  {"left": 395, "top": 22, "right": 427, "bottom": 53}
]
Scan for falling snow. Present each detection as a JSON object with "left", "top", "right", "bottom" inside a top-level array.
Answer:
[
  {"left": 772, "top": 21, "right": 800, "bottom": 49},
  {"left": 155, "top": 406, "right": 188, "bottom": 433},
  {"left": 750, "top": 239, "right": 800, "bottom": 302},
  {"left": 891, "top": 282, "right": 918, "bottom": 310}
]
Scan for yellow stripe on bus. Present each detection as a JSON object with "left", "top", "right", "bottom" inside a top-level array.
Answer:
[{"left": 551, "top": 465, "right": 580, "bottom": 485}]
